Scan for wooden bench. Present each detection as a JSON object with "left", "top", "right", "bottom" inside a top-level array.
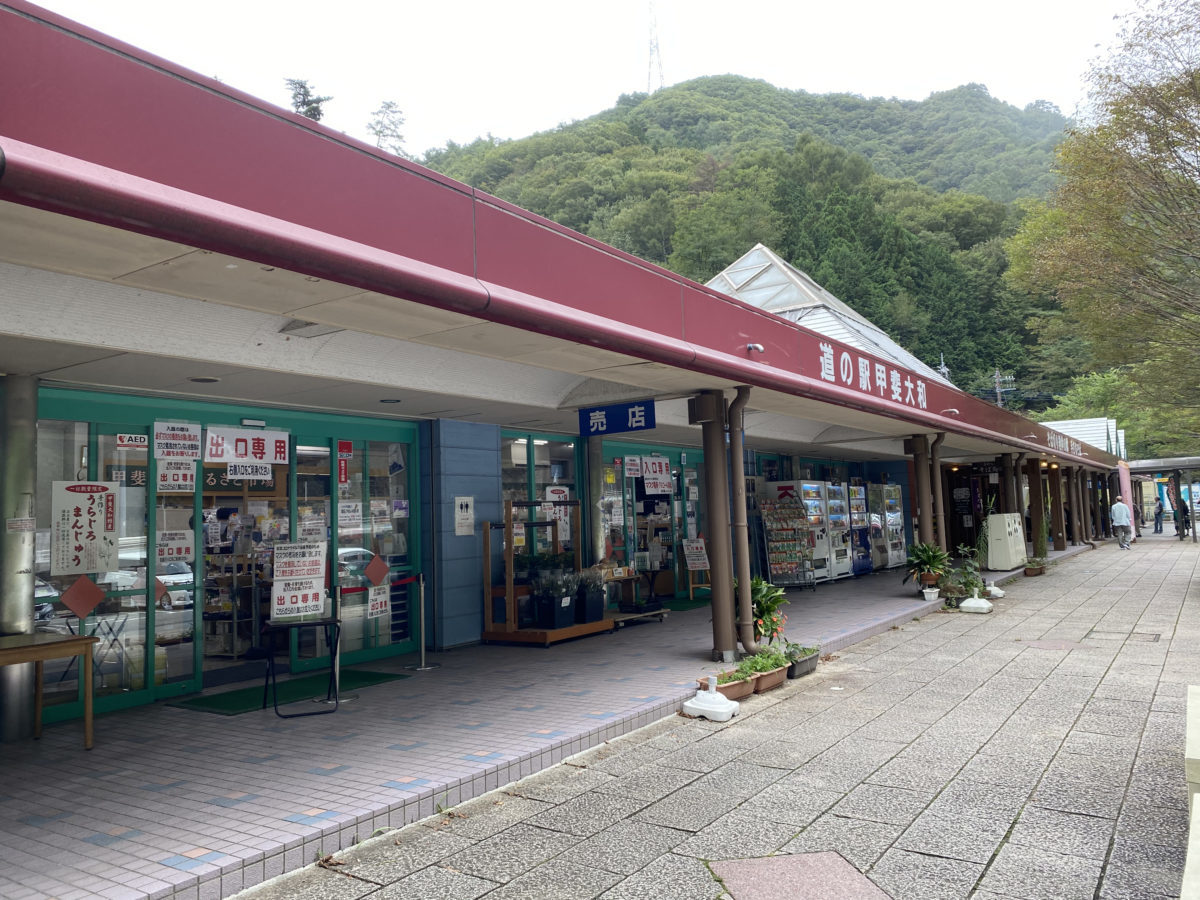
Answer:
[{"left": 0, "top": 632, "right": 99, "bottom": 749}]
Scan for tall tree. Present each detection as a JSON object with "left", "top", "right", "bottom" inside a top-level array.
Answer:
[
  {"left": 1006, "top": 0, "right": 1200, "bottom": 428},
  {"left": 367, "top": 100, "right": 406, "bottom": 157},
  {"left": 285, "top": 78, "right": 332, "bottom": 121}
]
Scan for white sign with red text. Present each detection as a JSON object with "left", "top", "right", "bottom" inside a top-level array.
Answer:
[
  {"left": 367, "top": 583, "right": 390, "bottom": 620},
  {"left": 641, "top": 457, "right": 673, "bottom": 495},
  {"left": 153, "top": 422, "right": 202, "bottom": 460},
  {"left": 157, "top": 460, "right": 196, "bottom": 493},
  {"left": 271, "top": 541, "right": 327, "bottom": 618},
  {"left": 50, "top": 482, "right": 119, "bottom": 576},
  {"left": 203, "top": 426, "right": 289, "bottom": 465}
]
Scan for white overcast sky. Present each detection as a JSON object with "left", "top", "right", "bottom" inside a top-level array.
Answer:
[{"left": 36, "top": 0, "right": 1137, "bottom": 158}]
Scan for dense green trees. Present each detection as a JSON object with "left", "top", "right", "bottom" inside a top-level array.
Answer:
[
  {"left": 1007, "top": 0, "right": 1200, "bottom": 454},
  {"left": 420, "top": 76, "right": 1065, "bottom": 409}
]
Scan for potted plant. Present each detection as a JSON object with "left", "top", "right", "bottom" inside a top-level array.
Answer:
[
  {"left": 902, "top": 542, "right": 951, "bottom": 592},
  {"left": 697, "top": 667, "right": 755, "bottom": 700},
  {"left": 743, "top": 646, "right": 790, "bottom": 693},
  {"left": 737, "top": 576, "right": 789, "bottom": 643},
  {"left": 783, "top": 642, "right": 819, "bottom": 679},
  {"left": 575, "top": 568, "right": 606, "bottom": 623},
  {"left": 1023, "top": 556, "right": 1047, "bottom": 576},
  {"left": 532, "top": 572, "right": 578, "bottom": 629}
]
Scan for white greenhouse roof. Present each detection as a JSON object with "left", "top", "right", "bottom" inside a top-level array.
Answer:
[{"left": 707, "top": 244, "right": 954, "bottom": 387}]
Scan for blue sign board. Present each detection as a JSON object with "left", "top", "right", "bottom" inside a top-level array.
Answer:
[{"left": 578, "top": 400, "right": 656, "bottom": 437}]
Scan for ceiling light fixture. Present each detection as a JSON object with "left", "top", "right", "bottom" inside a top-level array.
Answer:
[
  {"left": 188, "top": 376, "right": 220, "bottom": 384},
  {"left": 746, "top": 343, "right": 765, "bottom": 353},
  {"left": 940, "top": 408, "right": 960, "bottom": 416},
  {"left": 379, "top": 398, "right": 402, "bottom": 404}
]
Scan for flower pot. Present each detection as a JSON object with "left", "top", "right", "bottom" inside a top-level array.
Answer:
[
  {"left": 698, "top": 673, "right": 755, "bottom": 700},
  {"left": 787, "top": 653, "right": 818, "bottom": 679},
  {"left": 536, "top": 593, "right": 575, "bottom": 629},
  {"left": 753, "top": 665, "right": 788, "bottom": 693},
  {"left": 576, "top": 586, "right": 605, "bottom": 624},
  {"left": 919, "top": 572, "right": 940, "bottom": 587},
  {"left": 921, "top": 587, "right": 940, "bottom": 603},
  {"left": 1023, "top": 565, "right": 1045, "bottom": 577}
]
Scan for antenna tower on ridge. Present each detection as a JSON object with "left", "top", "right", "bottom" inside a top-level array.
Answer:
[{"left": 648, "top": 1, "right": 664, "bottom": 94}]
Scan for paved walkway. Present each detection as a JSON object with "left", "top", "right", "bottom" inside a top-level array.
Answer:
[
  {"left": 0, "top": 534, "right": 1190, "bottom": 899},
  {"left": 233, "top": 532, "right": 1195, "bottom": 900}
]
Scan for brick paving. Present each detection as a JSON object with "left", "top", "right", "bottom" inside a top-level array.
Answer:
[{"left": 0, "top": 533, "right": 1191, "bottom": 899}]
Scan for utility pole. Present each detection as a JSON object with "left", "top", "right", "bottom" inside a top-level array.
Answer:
[{"left": 993, "top": 368, "right": 1015, "bottom": 407}]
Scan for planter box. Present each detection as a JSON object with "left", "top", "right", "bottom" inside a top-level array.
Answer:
[
  {"left": 697, "top": 673, "right": 755, "bottom": 700},
  {"left": 787, "top": 653, "right": 818, "bottom": 679},
  {"left": 1024, "top": 565, "right": 1045, "bottom": 577},
  {"left": 576, "top": 587, "right": 605, "bottom": 624},
  {"left": 536, "top": 594, "right": 575, "bottom": 629},
  {"left": 753, "top": 665, "right": 788, "bottom": 693}
]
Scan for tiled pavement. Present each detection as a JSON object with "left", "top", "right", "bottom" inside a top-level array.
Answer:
[{"left": 1, "top": 533, "right": 1192, "bottom": 899}]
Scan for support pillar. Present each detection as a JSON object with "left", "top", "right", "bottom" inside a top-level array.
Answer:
[
  {"left": 1, "top": 375, "right": 38, "bottom": 742},
  {"left": 587, "top": 436, "right": 605, "bottom": 566},
  {"left": 1025, "top": 458, "right": 1047, "bottom": 556},
  {"left": 909, "top": 435, "right": 933, "bottom": 545},
  {"left": 1048, "top": 466, "right": 1066, "bottom": 551},
  {"left": 1002, "top": 454, "right": 1018, "bottom": 514},
  {"left": 693, "top": 391, "right": 736, "bottom": 662},
  {"left": 930, "top": 434, "right": 947, "bottom": 551}
]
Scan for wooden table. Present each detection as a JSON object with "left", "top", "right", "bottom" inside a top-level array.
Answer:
[{"left": 0, "top": 632, "right": 99, "bottom": 749}]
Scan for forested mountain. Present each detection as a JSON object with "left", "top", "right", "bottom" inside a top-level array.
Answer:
[{"left": 420, "top": 76, "right": 1073, "bottom": 406}]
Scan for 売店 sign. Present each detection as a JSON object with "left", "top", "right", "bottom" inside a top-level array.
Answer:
[{"left": 578, "top": 399, "right": 656, "bottom": 436}]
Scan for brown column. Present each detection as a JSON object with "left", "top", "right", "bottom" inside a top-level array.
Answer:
[
  {"left": 694, "top": 391, "right": 736, "bottom": 662},
  {"left": 930, "top": 434, "right": 947, "bottom": 551},
  {"left": 910, "top": 435, "right": 933, "bottom": 545},
  {"left": 1048, "top": 466, "right": 1067, "bottom": 551},
  {"left": 1067, "top": 468, "right": 1083, "bottom": 545},
  {"left": 1091, "top": 474, "right": 1104, "bottom": 538},
  {"left": 1025, "top": 458, "right": 1047, "bottom": 555}
]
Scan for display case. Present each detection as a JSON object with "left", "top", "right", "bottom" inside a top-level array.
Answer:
[
  {"left": 801, "top": 482, "right": 831, "bottom": 582},
  {"left": 848, "top": 484, "right": 873, "bottom": 575},
  {"left": 758, "top": 496, "right": 813, "bottom": 588},
  {"left": 867, "top": 484, "right": 906, "bottom": 569},
  {"left": 826, "top": 482, "right": 852, "bottom": 579}
]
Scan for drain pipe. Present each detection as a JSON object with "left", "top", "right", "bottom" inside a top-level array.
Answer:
[
  {"left": 728, "top": 387, "right": 759, "bottom": 655},
  {"left": 929, "top": 432, "right": 947, "bottom": 552}
]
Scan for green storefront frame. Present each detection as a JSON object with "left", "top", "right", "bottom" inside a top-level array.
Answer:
[{"left": 36, "top": 388, "right": 421, "bottom": 722}]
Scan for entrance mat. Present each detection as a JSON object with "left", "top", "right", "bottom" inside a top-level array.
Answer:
[
  {"left": 170, "top": 669, "right": 408, "bottom": 715},
  {"left": 665, "top": 596, "right": 711, "bottom": 612}
]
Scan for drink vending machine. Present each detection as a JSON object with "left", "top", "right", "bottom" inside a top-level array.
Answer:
[
  {"left": 825, "top": 482, "right": 853, "bottom": 579},
  {"left": 867, "top": 484, "right": 906, "bottom": 569},
  {"left": 848, "top": 484, "right": 873, "bottom": 575},
  {"left": 800, "top": 482, "right": 831, "bottom": 582}
]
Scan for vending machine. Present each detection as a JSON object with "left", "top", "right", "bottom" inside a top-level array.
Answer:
[
  {"left": 800, "top": 482, "right": 831, "bottom": 582},
  {"left": 867, "top": 484, "right": 906, "bottom": 569},
  {"left": 848, "top": 484, "right": 873, "bottom": 575},
  {"left": 825, "top": 482, "right": 853, "bottom": 579}
]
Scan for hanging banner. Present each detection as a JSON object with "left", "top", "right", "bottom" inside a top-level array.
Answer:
[
  {"left": 203, "top": 426, "right": 289, "bottom": 465},
  {"left": 50, "top": 481, "right": 119, "bottom": 576},
  {"left": 271, "top": 541, "right": 327, "bottom": 619},
  {"left": 642, "top": 457, "right": 673, "bottom": 495},
  {"left": 153, "top": 422, "right": 202, "bottom": 459},
  {"left": 157, "top": 460, "right": 196, "bottom": 493}
]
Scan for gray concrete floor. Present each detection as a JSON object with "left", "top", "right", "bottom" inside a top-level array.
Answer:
[{"left": 234, "top": 531, "right": 1196, "bottom": 899}]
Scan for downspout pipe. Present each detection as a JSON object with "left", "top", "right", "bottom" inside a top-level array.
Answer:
[
  {"left": 728, "top": 387, "right": 759, "bottom": 655},
  {"left": 930, "top": 432, "right": 947, "bottom": 551}
]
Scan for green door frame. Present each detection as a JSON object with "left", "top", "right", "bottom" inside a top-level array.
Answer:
[{"left": 37, "top": 388, "right": 420, "bottom": 720}]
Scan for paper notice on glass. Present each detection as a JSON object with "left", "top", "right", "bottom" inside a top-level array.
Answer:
[
  {"left": 51, "top": 482, "right": 119, "bottom": 576},
  {"left": 157, "top": 460, "right": 196, "bottom": 493},
  {"left": 367, "top": 583, "right": 390, "bottom": 619},
  {"left": 271, "top": 541, "right": 326, "bottom": 619},
  {"left": 682, "top": 539, "right": 710, "bottom": 571}
]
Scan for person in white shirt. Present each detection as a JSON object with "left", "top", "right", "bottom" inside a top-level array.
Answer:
[{"left": 1111, "top": 495, "right": 1132, "bottom": 549}]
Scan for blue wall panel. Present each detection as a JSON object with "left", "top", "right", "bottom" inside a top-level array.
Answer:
[{"left": 424, "top": 419, "right": 501, "bottom": 649}]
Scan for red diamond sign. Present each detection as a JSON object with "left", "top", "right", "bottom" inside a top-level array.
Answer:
[
  {"left": 60, "top": 575, "right": 105, "bottom": 619},
  {"left": 363, "top": 553, "right": 390, "bottom": 587}
]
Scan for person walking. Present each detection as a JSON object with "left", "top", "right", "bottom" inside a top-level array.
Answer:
[
  {"left": 1154, "top": 497, "right": 1164, "bottom": 533},
  {"left": 1111, "top": 495, "right": 1132, "bottom": 549}
]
